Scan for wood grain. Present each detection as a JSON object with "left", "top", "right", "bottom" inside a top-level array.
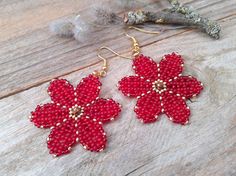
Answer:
[
  {"left": 0, "top": 0, "right": 235, "bottom": 99},
  {"left": 0, "top": 0, "right": 236, "bottom": 176}
]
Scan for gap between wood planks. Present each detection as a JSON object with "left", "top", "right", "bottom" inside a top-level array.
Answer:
[{"left": 0, "top": 13, "right": 235, "bottom": 100}]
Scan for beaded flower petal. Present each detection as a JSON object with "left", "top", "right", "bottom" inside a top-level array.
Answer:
[
  {"left": 118, "top": 53, "right": 203, "bottom": 125},
  {"left": 30, "top": 74, "right": 121, "bottom": 157}
]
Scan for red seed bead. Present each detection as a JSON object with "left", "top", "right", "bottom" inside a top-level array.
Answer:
[
  {"left": 84, "top": 98, "right": 121, "bottom": 123},
  {"left": 159, "top": 52, "right": 184, "bottom": 82},
  {"left": 75, "top": 75, "right": 101, "bottom": 106},
  {"left": 78, "top": 118, "right": 107, "bottom": 152},
  {"left": 118, "top": 76, "right": 152, "bottom": 97},
  {"left": 167, "top": 76, "right": 203, "bottom": 99},
  {"left": 48, "top": 79, "right": 75, "bottom": 107},
  {"left": 162, "top": 92, "right": 190, "bottom": 124},
  {"left": 135, "top": 91, "right": 162, "bottom": 123},
  {"left": 119, "top": 53, "right": 203, "bottom": 125},
  {"left": 30, "top": 74, "right": 121, "bottom": 157},
  {"left": 133, "top": 54, "right": 158, "bottom": 81},
  {"left": 31, "top": 103, "right": 68, "bottom": 128}
]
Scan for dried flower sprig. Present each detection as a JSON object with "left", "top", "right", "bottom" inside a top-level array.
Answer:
[
  {"left": 50, "top": 15, "right": 93, "bottom": 42},
  {"left": 50, "top": 18, "right": 75, "bottom": 37},
  {"left": 50, "top": 0, "right": 221, "bottom": 41}
]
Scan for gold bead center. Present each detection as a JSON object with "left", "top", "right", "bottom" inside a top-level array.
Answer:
[
  {"left": 152, "top": 79, "right": 167, "bottom": 93},
  {"left": 69, "top": 105, "right": 84, "bottom": 119}
]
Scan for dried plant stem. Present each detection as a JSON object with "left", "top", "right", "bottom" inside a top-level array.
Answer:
[
  {"left": 50, "top": 0, "right": 221, "bottom": 41},
  {"left": 124, "top": 0, "right": 221, "bottom": 39}
]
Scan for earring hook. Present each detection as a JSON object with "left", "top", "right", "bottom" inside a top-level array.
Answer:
[
  {"left": 98, "top": 46, "right": 131, "bottom": 60},
  {"left": 93, "top": 46, "right": 132, "bottom": 77},
  {"left": 128, "top": 26, "right": 160, "bottom": 34},
  {"left": 125, "top": 32, "right": 141, "bottom": 57},
  {"left": 93, "top": 50, "right": 108, "bottom": 78},
  {"left": 124, "top": 26, "right": 160, "bottom": 57},
  {"left": 94, "top": 25, "right": 160, "bottom": 77}
]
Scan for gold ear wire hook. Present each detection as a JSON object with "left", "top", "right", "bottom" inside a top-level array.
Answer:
[
  {"left": 94, "top": 25, "right": 160, "bottom": 77},
  {"left": 125, "top": 26, "right": 160, "bottom": 57},
  {"left": 128, "top": 26, "right": 160, "bottom": 34},
  {"left": 93, "top": 50, "right": 108, "bottom": 78},
  {"left": 98, "top": 46, "right": 131, "bottom": 60},
  {"left": 125, "top": 33, "right": 140, "bottom": 57},
  {"left": 93, "top": 46, "right": 132, "bottom": 77}
]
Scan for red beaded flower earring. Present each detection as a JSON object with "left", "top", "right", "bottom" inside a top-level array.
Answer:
[
  {"left": 118, "top": 33, "right": 203, "bottom": 125},
  {"left": 29, "top": 51, "right": 121, "bottom": 157}
]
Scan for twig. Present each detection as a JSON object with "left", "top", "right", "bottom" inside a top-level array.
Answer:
[
  {"left": 50, "top": 0, "right": 221, "bottom": 41},
  {"left": 124, "top": 0, "right": 221, "bottom": 39}
]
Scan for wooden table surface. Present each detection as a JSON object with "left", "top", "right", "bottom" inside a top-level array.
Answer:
[{"left": 1, "top": 0, "right": 236, "bottom": 175}]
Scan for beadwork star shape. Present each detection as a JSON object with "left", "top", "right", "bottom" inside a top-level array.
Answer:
[
  {"left": 30, "top": 74, "right": 121, "bottom": 157},
  {"left": 118, "top": 53, "right": 203, "bottom": 125}
]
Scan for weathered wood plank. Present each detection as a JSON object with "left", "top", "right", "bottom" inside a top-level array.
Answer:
[
  {"left": 0, "top": 0, "right": 100, "bottom": 41},
  {"left": 0, "top": 0, "right": 235, "bottom": 99},
  {"left": 0, "top": 12, "right": 236, "bottom": 176}
]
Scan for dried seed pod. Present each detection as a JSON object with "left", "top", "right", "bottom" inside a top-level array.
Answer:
[{"left": 50, "top": 18, "right": 75, "bottom": 37}]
